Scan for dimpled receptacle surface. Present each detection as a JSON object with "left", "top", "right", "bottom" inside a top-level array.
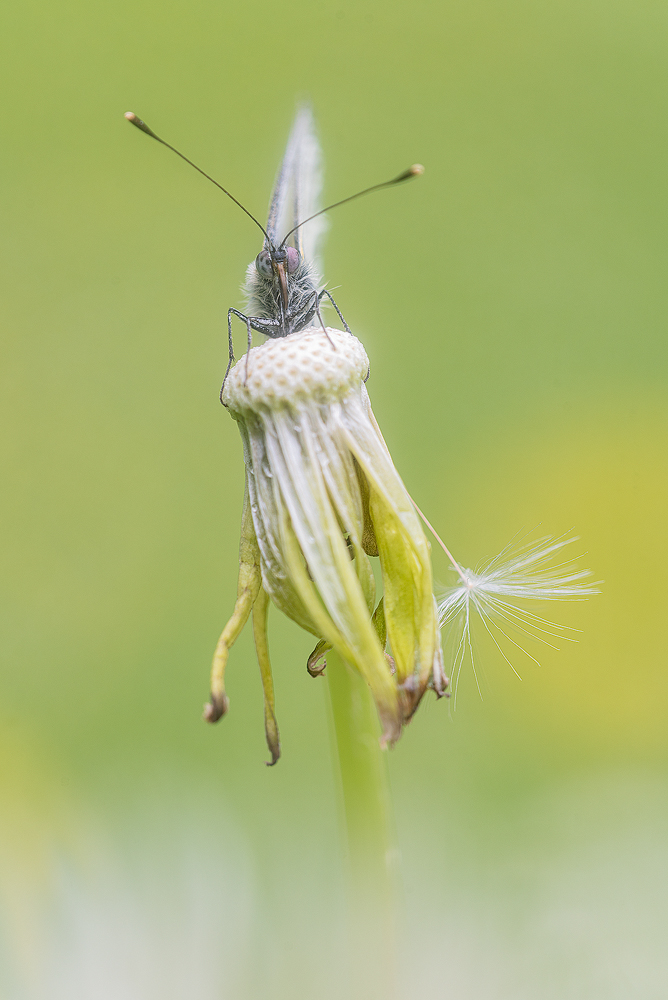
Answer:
[{"left": 222, "top": 327, "right": 369, "bottom": 413}]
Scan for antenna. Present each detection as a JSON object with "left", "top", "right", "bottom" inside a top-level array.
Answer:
[
  {"left": 125, "top": 112, "right": 271, "bottom": 243},
  {"left": 279, "top": 163, "right": 424, "bottom": 248}
]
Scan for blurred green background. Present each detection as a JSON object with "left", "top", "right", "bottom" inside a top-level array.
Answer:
[{"left": 2, "top": 0, "right": 667, "bottom": 996}]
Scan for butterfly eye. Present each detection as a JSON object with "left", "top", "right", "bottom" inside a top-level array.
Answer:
[
  {"left": 255, "top": 250, "right": 273, "bottom": 277},
  {"left": 286, "top": 246, "right": 301, "bottom": 274}
]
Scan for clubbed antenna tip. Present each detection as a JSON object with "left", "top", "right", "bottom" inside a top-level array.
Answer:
[
  {"left": 124, "top": 112, "right": 158, "bottom": 139},
  {"left": 404, "top": 163, "right": 425, "bottom": 179},
  {"left": 388, "top": 164, "right": 425, "bottom": 184}
]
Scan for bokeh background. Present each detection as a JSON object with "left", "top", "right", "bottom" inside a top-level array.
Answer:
[{"left": 2, "top": 0, "right": 667, "bottom": 996}]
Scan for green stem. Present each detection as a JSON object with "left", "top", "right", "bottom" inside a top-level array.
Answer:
[{"left": 326, "top": 650, "right": 399, "bottom": 1000}]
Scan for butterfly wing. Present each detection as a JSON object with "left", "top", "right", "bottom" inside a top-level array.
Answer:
[{"left": 266, "top": 106, "right": 327, "bottom": 277}]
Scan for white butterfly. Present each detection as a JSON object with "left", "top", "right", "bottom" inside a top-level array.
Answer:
[{"left": 125, "top": 107, "right": 422, "bottom": 394}]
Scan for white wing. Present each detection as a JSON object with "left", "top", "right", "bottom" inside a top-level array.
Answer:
[{"left": 266, "top": 106, "right": 328, "bottom": 276}]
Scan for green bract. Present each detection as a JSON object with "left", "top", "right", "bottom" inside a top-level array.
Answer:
[{"left": 204, "top": 327, "right": 447, "bottom": 762}]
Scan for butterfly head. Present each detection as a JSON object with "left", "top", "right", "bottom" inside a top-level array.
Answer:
[{"left": 255, "top": 246, "right": 302, "bottom": 313}]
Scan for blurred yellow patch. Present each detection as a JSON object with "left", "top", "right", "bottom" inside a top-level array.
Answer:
[{"left": 439, "top": 398, "right": 668, "bottom": 761}]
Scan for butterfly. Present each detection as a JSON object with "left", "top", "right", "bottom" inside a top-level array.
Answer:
[
  {"left": 125, "top": 107, "right": 422, "bottom": 395},
  {"left": 233, "top": 107, "right": 352, "bottom": 383}
]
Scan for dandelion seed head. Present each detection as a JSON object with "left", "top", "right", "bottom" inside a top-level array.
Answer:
[
  {"left": 214, "top": 326, "right": 444, "bottom": 752},
  {"left": 223, "top": 327, "right": 368, "bottom": 412}
]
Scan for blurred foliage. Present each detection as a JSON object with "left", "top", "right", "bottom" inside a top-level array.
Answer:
[{"left": 1, "top": 0, "right": 667, "bottom": 995}]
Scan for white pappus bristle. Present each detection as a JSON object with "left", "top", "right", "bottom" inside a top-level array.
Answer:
[{"left": 435, "top": 532, "right": 601, "bottom": 701}]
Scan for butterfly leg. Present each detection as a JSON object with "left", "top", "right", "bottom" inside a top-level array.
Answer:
[
  {"left": 221, "top": 308, "right": 255, "bottom": 402},
  {"left": 312, "top": 291, "right": 335, "bottom": 348},
  {"left": 244, "top": 317, "right": 253, "bottom": 385},
  {"left": 318, "top": 289, "right": 351, "bottom": 334},
  {"left": 220, "top": 309, "right": 238, "bottom": 404},
  {"left": 317, "top": 290, "right": 368, "bottom": 378}
]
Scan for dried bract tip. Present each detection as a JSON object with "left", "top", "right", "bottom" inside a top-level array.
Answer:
[
  {"left": 203, "top": 693, "right": 229, "bottom": 723},
  {"left": 307, "top": 639, "right": 331, "bottom": 677}
]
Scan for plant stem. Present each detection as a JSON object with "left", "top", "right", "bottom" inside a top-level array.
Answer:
[{"left": 326, "top": 649, "right": 399, "bottom": 1000}]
